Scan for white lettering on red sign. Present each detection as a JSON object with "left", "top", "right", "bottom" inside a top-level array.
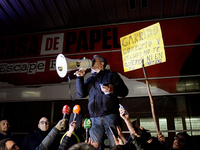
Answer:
[{"left": 0, "top": 61, "right": 46, "bottom": 74}]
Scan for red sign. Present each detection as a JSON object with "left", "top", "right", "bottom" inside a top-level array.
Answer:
[{"left": 0, "top": 16, "right": 200, "bottom": 93}]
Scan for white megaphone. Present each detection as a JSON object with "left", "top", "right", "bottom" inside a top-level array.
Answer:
[{"left": 56, "top": 54, "right": 92, "bottom": 78}]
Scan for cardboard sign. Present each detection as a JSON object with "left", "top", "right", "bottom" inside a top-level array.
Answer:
[{"left": 120, "top": 22, "right": 166, "bottom": 72}]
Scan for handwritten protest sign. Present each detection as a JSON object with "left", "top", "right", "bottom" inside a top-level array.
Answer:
[{"left": 120, "top": 22, "right": 166, "bottom": 72}]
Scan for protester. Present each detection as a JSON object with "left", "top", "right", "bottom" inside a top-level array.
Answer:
[
  {"left": 35, "top": 118, "right": 67, "bottom": 150},
  {"left": 116, "top": 106, "right": 166, "bottom": 150},
  {"left": 21, "top": 117, "right": 52, "bottom": 150},
  {"left": 111, "top": 125, "right": 137, "bottom": 150},
  {"left": 75, "top": 55, "right": 129, "bottom": 150},
  {"left": 168, "top": 132, "right": 191, "bottom": 150},
  {"left": 139, "top": 126, "right": 166, "bottom": 150},
  {"left": 0, "top": 118, "right": 21, "bottom": 148}
]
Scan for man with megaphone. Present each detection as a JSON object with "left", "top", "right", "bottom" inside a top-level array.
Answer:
[{"left": 75, "top": 55, "right": 129, "bottom": 150}]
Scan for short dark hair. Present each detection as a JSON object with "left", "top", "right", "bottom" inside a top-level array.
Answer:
[
  {"left": 93, "top": 55, "right": 107, "bottom": 68},
  {"left": 176, "top": 132, "right": 191, "bottom": 149},
  {"left": 0, "top": 138, "right": 12, "bottom": 150},
  {"left": 68, "top": 142, "right": 96, "bottom": 150},
  {"left": 0, "top": 118, "right": 10, "bottom": 123},
  {"left": 177, "top": 132, "right": 190, "bottom": 143},
  {"left": 110, "top": 145, "right": 125, "bottom": 150}
]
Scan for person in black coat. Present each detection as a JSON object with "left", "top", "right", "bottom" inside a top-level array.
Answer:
[
  {"left": 21, "top": 117, "right": 51, "bottom": 150},
  {"left": 75, "top": 55, "right": 129, "bottom": 150},
  {"left": 35, "top": 118, "right": 67, "bottom": 150}
]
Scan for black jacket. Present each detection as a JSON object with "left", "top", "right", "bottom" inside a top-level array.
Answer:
[
  {"left": 76, "top": 69, "right": 129, "bottom": 117},
  {"left": 35, "top": 127, "right": 60, "bottom": 150},
  {"left": 21, "top": 128, "right": 49, "bottom": 150},
  {"left": 58, "top": 136, "right": 71, "bottom": 150},
  {"left": 0, "top": 132, "right": 21, "bottom": 147},
  {"left": 59, "top": 113, "right": 85, "bottom": 149}
]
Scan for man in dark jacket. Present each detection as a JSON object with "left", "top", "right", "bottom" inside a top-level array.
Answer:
[
  {"left": 168, "top": 132, "right": 191, "bottom": 150},
  {"left": 75, "top": 55, "right": 129, "bottom": 150},
  {"left": 21, "top": 117, "right": 51, "bottom": 150},
  {"left": 0, "top": 118, "right": 21, "bottom": 148},
  {"left": 35, "top": 118, "right": 67, "bottom": 150}
]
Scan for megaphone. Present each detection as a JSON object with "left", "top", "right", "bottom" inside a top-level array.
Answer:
[{"left": 56, "top": 54, "right": 92, "bottom": 78}]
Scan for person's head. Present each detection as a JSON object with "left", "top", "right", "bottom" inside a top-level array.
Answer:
[
  {"left": 38, "top": 117, "right": 50, "bottom": 131},
  {"left": 172, "top": 132, "right": 190, "bottom": 150},
  {"left": 68, "top": 142, "right": 96, "bottom": 150},
  {"left": 0, "top": 138, "right": 20, "bottom": 150},
  {"left": 0, "top": 119, "right": 10, "bottom": 135},
  {"left": 91, "top": 55, "right": 107, "bottom": 73},
  {"left": 110, "top": 145, "right": 125, "bottom": 150},
  {"left": 140, "top": 127, "right": 151, "bottom": 142}
]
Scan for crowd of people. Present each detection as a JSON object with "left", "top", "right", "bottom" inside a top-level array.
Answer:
[
  {"left": 0, "top": 55, "right": 193, "bottom": 150},
  {"left": 0, "top": 109, "right": 192, "bottom": 150}
]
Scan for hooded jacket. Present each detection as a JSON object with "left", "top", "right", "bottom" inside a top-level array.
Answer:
[{"left": 76, "top": 69, "right": 129, "bottom": 117}]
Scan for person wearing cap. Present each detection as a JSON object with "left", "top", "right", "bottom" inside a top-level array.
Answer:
[
  {"left": 0, "top": 118, "right": 21, "bottom": 148},
  {"left": 75, "top": 55, "right": 129, "bottom": 150}
]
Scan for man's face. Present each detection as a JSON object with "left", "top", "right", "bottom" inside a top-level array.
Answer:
[
  {"left": 5, "top": 140, "right": 20, "bottom": 150},
  {"left": 91, "top": 57, "right": 104, "bottom": 73},
  {"left": 0, "top": 120, "right": 10, "bottom": 133},
  {"left": 172, "top": 134, "right": 187, "bottom": 149},
  {"left": 38, "top": 117, "right": 50, "bottom": 131}
]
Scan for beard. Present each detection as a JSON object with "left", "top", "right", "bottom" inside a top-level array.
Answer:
[{"left": 91, "top": 67, "right": 100, "bottom": 74}]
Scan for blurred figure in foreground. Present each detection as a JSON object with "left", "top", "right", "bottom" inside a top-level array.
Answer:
[
  {"left": 68, "top": 142, "right": 96, "bottom": 150},
  {"left": 0, "top": 138, "right": 20, "bottom": 150},
  {"left": 111, "top": 106, "right": 166, "bottom": 150}
]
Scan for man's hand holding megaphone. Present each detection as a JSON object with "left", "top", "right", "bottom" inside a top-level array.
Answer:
[{"left": 74, "top": 68, "right": 85, "bottom": 77}]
